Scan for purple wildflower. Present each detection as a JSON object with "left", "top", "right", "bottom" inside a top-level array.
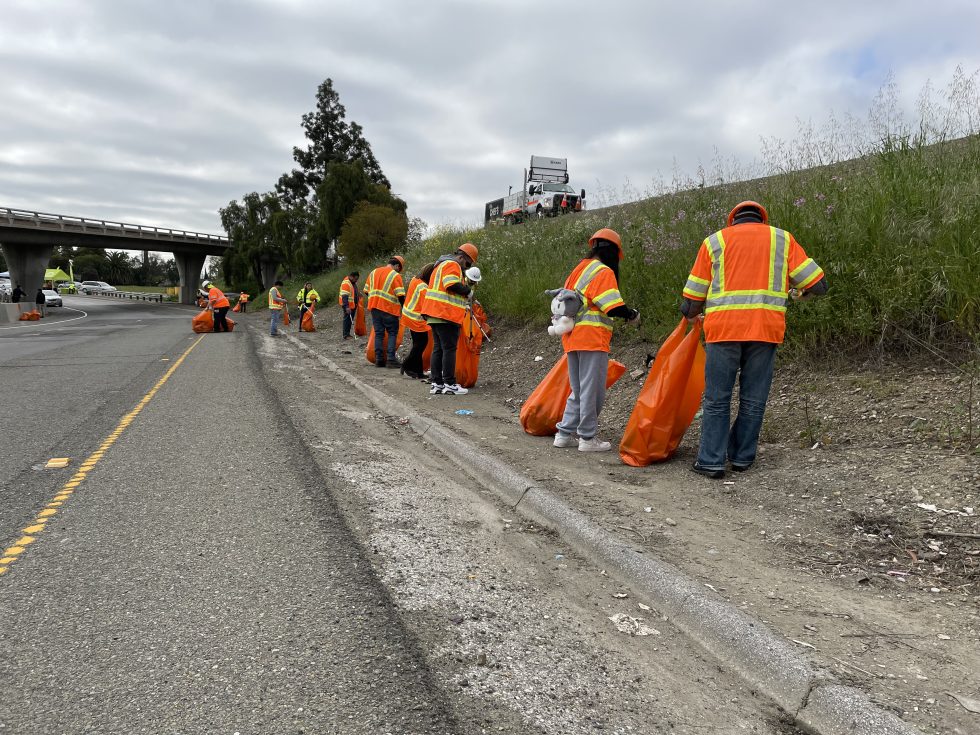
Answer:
[
  {"left": 825, "top": 205, "right": 835, "bottom": 216},
  {"left": 794, "top": 197, "right": 806, "bottom": 207},
  {"left": 815, "top": 192, "right": 826, "bottom": 201}
]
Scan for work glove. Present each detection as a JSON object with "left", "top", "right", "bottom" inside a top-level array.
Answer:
[{"left": 626, "top": 308, "right": 641, "bottom": 326}]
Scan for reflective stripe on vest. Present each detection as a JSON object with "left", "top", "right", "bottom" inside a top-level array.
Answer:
[
  {"left": 339, "top": 278, "right": 354, "bottom": 306},
  {"left": 422, "top": 261, "right": 467, "bottom": 321},
  {"left": 402, "top": 280, "right": 427, "bottom": 322},
  {"left": 367, "top": 267, "right": 401, "bottom": 308},
  {"left": 704, "top": 226, "right": 791, "bottom": 315},
  {"left": 573, "top": 260, "right": 613, "bottom": 332}
]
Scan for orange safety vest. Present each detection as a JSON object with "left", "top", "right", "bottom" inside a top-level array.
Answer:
[
  {"left": 365, "top": 265, "right": 405, "bottom": 316},
  {"left": 561, "top": 259, "right": 624, "bottom": 353},
  {"left": 682, "top": 223, "right": 825, "bottom": 344},
  {"left": 208, "top": 286, "right": 230, "bottom": 309},
  {"left": 400, "top": 277, "right": 429, "bottom": 332},
  {"left": 268, "top": 286, "right": 284, "bottom": 310},
  {"left": 338, "top": 277, "right": 358, "bottom": 307},
  {"left": 420, "top": 259, "right": 467, "bottom": 324},
  {"left": 239, "top": 293, "right": 249, "bottom": 303}
]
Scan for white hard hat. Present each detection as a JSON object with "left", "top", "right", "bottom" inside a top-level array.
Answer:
[
  {"left": 202, "top": 280, "right": 212, "bottom": 288},
  {"left": 465, "top": 266, "right": 482, "bottom": 283}
]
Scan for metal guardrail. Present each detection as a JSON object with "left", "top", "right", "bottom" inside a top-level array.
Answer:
[
  {"left": 0, "top": 206, "right": 228, "bottom": 247},
  {"left": 82, "top": 290, "right": 166, "bottom": 303}
]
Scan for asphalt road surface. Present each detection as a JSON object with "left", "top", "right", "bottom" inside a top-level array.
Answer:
[
  {"left": 0, "top": 299, "right": 794, "bottom": 735},
  {"left": 0, "top": 298, "right": 457, "bottom": 733}
]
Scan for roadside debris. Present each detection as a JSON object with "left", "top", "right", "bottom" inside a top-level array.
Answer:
[
  {"left": 945, "top": 691, "right": 980, "bottom": 714},
  {"left": 455, "top": 409, "right": 474, "bottom": 416},
  {"left": 608, "top": 613, "right": 661, "bottom": 637}
]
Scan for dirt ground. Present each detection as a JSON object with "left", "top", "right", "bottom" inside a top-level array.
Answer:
[{"left": 272, "top": 305, "right": 979, "bottom": 735}]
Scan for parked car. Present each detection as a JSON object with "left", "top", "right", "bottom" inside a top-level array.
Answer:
[
  {"left": 56, "top": 281, "right": 80, "bottom": 294},
  {"left": 80, "top": 280, "right": 117, "bottom": 294},
  {"left": 42, "top": 289, "right": 63, "bottom": 307}
]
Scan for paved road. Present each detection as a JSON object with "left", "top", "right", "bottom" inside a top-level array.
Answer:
[{"left": 0, "top": 302, "right": 456, "bottom": 733}]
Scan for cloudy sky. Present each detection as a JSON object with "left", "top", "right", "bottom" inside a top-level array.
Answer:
[{"left": 1, "top": 0, "right": 978, "bottom": 238}]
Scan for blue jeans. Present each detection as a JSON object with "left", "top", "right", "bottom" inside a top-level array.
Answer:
[
  {"left": 697, "top": 341, "right": 777, "bottom": 471},
  {"left": 270, "top": 308, "right": 282, "bottom": 335},
  {"left": 371, "top": 309, "right": 399, "bottom": 362}
]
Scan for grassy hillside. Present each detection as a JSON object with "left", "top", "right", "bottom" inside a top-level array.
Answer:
[{"left": 304, "top": 131, "right": 979, "bottom": 358}]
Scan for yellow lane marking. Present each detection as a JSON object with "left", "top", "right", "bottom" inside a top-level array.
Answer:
[{"left": 0, "top": 335, "right": 205, "bottom": 578}]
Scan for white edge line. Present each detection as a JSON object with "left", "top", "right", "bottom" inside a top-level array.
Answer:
[{"left": 0, "top": 307, "right": 89, "bottom": 331}]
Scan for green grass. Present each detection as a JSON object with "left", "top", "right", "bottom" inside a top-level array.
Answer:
[{"left": 302, "top": 76, "right": 980, "bottom": 358}]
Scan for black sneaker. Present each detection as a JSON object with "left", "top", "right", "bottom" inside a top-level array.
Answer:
[
  {"left": 730, "top": 463, "right": 751, "bottom": 473},
  {"left": 375, "top": 361, "right": 386, "bottom": 368},
  {"left": 386, "top": 359, "right": 403, "bottom": 369},
  {"left": 691, "top": 461, "right": 725, "bottom": 480}
]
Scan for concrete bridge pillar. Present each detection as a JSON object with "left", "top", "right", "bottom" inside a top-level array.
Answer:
[
  {"left": 1, "top": 241, "right": 53, "bottom": 299},
  {"left": 259, "top": 258, "right": 279, "bottom": 291},
  {"left": 174, "top": 252, "right": 207, "bottom": 305}
]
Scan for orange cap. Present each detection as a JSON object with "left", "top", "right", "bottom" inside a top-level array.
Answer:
[
  {"left": 588, "top": 228, "right": 623, "bottom": 260},
  {"left": 727, "top": 201, "right": 769, "bottom": 226},
  {"left": 457, "top": 243, "right": 478, "bottom": 264},
  {"left": 391, "top": 255, "right": 405, "bottom": 270}
]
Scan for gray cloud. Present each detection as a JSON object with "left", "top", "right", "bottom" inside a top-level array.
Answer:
[{"left": 1, "top": 0, "right": 978, "bottom": 237}]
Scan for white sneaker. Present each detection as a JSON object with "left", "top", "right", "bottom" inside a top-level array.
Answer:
[
  {"left": 429, "top": 383, "right": 445, "bottom": 395},
  {"left": 442, "top": 383, "right": 468, "bottom": 395},
  {"left": 578, "top": 437, "right": 612, "bottom": 452},
  {"left": 553, "top": 433, "right": 577, "bottom": 448}
]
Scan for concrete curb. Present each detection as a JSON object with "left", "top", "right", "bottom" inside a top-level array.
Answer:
[{"left": 283, "top": 332, "right": 921, "bottom": 735}]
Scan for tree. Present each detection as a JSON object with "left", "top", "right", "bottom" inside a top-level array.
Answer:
[
  {"left": 338, "top": 202, "right": 408, "bottom": 263},
  {"left": 276, "top": 78, "right": 389, "bottom": 203},
  {"left": 219, "top": 192, "right": 285, "bottom": 290},
  {"left": 104, "top": 251, "right": 134, "bottom": 285}
]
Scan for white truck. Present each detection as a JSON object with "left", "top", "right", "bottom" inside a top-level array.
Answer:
[{"left": 484, "top": 155, "right": 585, "bottom": 225}]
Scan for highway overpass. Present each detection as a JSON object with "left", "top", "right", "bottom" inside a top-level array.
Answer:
[{"left": 1, "top": 206, "right": 232, "bottom": 304}]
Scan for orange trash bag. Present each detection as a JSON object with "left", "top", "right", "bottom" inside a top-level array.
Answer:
[
  {"left": 282, "top": 308, "right": 291, "bottom": 326},
  {"left": 301, "top": 305, "right": 316, "bottom": 332},
  {"left": 520, "top": 355, "right": 627, "bottom": 436},
  {"left": 19, "top": 310, "right": 41, "bottom": 321},
  {"left": 365, "top": 323, "right": 405, "bottom": 364},
  {"left": 455, "top": 308, "right": 484, "bottom": 388},
  {"left": 618, "top": 318, "right": 706, "bottom": 466},
  {"left": 225, "top": 317, "right": 236, "bottom": 332},
  {"left": 232, "top": 303, "right": 241, "bottom": 313},
  {"left": 354, "top": 295, "right": 367, "bottom": 336},
  {"left": 192, "top": 310, "right": 214, "bottom": 333}
]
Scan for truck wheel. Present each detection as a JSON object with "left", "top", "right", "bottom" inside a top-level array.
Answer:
[{"left": 535, "top": 206, "right": 544, "bottom": 219}]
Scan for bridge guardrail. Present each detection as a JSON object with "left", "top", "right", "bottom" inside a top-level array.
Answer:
[
  {"left": 82, "top": 290, "right": 167, "bottom": 303},
  {"left": 0, "top": 206, "right": 228, "bottom": 247}
]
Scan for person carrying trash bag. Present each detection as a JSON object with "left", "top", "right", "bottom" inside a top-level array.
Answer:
[
  {"left": 400, "top": 263, "right": 436, "bottom": 379},
  {"left": 365, "top": 256, "right": 407, "bottom": 368},
  {"left": 338, "top": 271, "right": 360, "bottom": 340},
  {"left": 419, "top": 243, "right": 478, "bottom": 395},
  {"left": 268, "top": 280, "right": 287, "bottom": 336},
  {"left": 237, "top": 292, "right": 249, "bottom": 313},
  {"left": 553, "top": 229, "right": 641, "bottom": 452},
  {"left": 203, "top": 280, "right": 231, "bottom": 332},
  {"left": 681, "top": 200, "right": 828, "bottom": 479},
  {"left": 296, "top": 282, "right": 320, "bottom": 332}
]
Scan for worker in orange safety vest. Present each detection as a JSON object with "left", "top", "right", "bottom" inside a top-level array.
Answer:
[
  {"left": 202, "top": 280, "right": 231, "bottom": 332},
  {"left": 338, "top": 271, "right": 360, "bottom": 340},
  {"left": 364, "top": 256, "right": 406, "bottom": 368},
  {"left": 553, "top": 229, "right": 640, "bottom": 452},
  {"left": 238, "top": 291, "right": 249, "bottom": 313},
  {"left": 399, "top": 262, "right": 436, "bottom": 379},
  {"left": 681, "top": 200, "right": 828, "bottom": 479},
  {"left": 419, "top": 243, "right": 479, "bottom": 395}
]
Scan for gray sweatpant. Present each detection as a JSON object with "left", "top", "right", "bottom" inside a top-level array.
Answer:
[{"left": 556, "top": 350, "right": 608, "bottom": 440}]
